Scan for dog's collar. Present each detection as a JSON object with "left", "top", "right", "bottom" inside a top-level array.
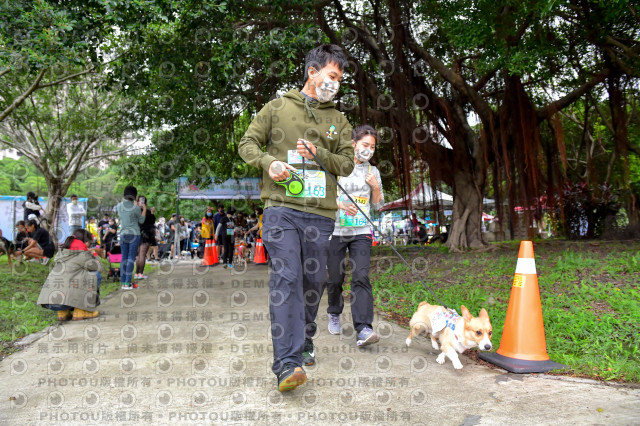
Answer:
[
  {"left": 454, "top": 333, "right": 469, "bottom": 345},
  {"left": 454, "top": 334, "right": 476, "bottom": 350}
]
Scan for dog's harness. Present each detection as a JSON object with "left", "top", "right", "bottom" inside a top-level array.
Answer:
[
  {"left": 430, "top": 307, "right": 461, "bottom": 335},
  {"left": 430, "top": 307, "right": 477, "bottom": 351}
]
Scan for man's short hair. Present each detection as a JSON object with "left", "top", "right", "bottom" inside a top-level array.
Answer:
[
  {"left": 304, "top": 44, "right": 348, "bottom": 82},
  {"left": 70, "top": 194, "right": 78, "bottom": 199}
]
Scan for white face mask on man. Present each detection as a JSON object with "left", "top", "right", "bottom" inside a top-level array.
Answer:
[{"left": 310, "top": 69, "right": 340, "bottom": 103}]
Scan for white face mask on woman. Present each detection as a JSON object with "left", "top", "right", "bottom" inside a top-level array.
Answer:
[{"left": 355, "top": 146, "right": 374, "bottom": 162}]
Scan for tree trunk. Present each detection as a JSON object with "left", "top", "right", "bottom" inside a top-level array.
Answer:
[
  {"left": 447, "top": 166, "right": 486, "bottom": 251},
  {"left": 445, "top": 99, "right": 488, "bottom": 251},
  {"left": 45, "top": 180, "right": 69, "bottom": 245},
  {"left": 607, "top": 73, "right": 639, "bottom": 227}
]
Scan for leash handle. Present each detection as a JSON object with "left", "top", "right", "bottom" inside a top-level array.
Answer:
[{"left": 297, "top": 139, "right": 448, "bottom": 309}]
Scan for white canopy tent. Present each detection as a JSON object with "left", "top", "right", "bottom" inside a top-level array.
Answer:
[{"left": 380, "top": 183, "right": 453, "bottom": 211}]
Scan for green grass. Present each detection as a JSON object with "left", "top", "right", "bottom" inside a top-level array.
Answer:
[
  {"left": 368, "top": 240, "right": 640, "bottom": 382},
  {"left": 0, "top": 258, "right": 152, "bottom": 357}
]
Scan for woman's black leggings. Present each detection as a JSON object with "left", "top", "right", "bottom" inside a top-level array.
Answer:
[
  {"left": 222, "top": 237, "right": 233, "bottom": 264},
  {"left": 136, "top": 242, "right": 150, "bottom": 274}
]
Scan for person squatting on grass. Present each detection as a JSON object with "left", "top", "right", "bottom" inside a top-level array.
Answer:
[
  {"left": 116, "top": 185, "right": 146, "bottom": 290},
  {"left": 17, "top": 219, "right": 56, "bottom": 263},
  {"left": 239, "top": 44, "right": 354, "bottom": 392},
  {"left": 315, "top": 125, "right": 385, "bottom": 347},
  {"left": 37, "top": 229, "right": 103, "bottom": 321}
]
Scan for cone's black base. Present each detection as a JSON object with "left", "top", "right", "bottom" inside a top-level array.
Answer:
[{"left": 478, "top": 352, "right": 567, "bottom": 373}]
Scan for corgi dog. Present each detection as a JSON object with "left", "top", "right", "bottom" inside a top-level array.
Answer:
[{"left": 406, "top": 302, "right": 493, "bottom": 369}]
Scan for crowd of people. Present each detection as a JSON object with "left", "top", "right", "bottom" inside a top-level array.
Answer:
[
  {"left": 5, "top": 190, "right": 266, "bottom": 269},
  {"left": 94, "top": 193, "right": 266, "bottom": 285},
  {"left": 11, "top": 187, "right": 267, "bottom": 276}
]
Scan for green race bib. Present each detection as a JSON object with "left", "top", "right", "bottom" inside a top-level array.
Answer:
[
  {"left": 286, "top": 169, "right": 327, "bottom": 198},
  {"left": 339, "top": 195, "right": 369, "bottom": 227}
]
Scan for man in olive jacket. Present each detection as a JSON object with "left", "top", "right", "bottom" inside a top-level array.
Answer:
[{"left": 238, "top": 44, "right": 354, "bottom": 391}]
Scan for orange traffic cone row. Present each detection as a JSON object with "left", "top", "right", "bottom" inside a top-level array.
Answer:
[
  {"left": 253, "top": 239, "right": 267, "bottom": 264},
  {"left": 479, "top": 241, "right": 566, "bottom": 373},
  {"left": 202, "top": 239, "right": 218, "bottom": 266}
]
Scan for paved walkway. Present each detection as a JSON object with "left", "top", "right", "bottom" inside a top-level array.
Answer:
[{"left": 0, "top": 261, "right": 638, "bottom": 425}]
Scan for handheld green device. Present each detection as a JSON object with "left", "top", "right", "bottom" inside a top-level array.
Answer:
[{"left": 275, "top": 170, "right": 305, "bottom": 196}]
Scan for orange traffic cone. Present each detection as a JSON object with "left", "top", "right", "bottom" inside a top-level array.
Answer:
[
  {"left": 202, "top": 239, "right": 218, "bottom": 266},
  {"left": 479, "top": 241, "right": 566, "bottom": 373},
  {"left": 201, "top": 240, "right": 210, "bottom": 266},
  {"left": 211, "top": 239, "right": 219, "bottom": 264},
  {"left": 253, "top": 238, "right": 267, "bottom": 264}
]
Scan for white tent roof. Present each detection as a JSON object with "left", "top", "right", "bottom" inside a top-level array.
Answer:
[{"left": 380, "top": 183, "right": 454, "bottom": 211}]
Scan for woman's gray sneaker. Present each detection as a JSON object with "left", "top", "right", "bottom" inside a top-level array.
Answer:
[{"left": 328, "top": 314, "right": 341, "bottom": 335}]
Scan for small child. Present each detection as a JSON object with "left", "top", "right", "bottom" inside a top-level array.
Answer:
[{"left": 14, "top": 221, "right": 28, "bottom": 251}]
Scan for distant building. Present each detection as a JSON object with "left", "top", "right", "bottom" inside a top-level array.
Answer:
[
  {"left": 0, "top": 148, "right": 22, "bottom": 160},
  {"left": 0, "top": 131, "right": 147, "bottom": 169}
]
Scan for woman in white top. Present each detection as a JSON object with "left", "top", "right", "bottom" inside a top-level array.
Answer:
[{"left": 322, "top": 125, "right": 384, "bottom": 348}]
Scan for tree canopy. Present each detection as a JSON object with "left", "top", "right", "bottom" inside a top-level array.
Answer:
[{"left": 1, "top": 0, "right": 639, "bottom": 246}]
